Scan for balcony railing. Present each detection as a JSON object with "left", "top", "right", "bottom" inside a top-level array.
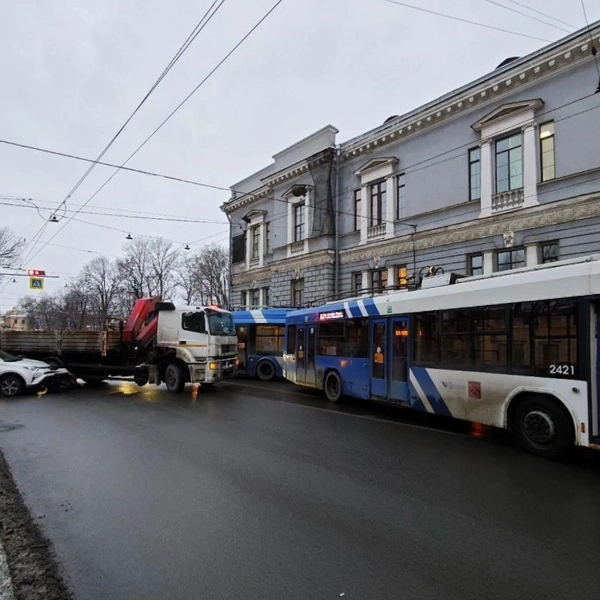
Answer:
[
  {"left": 367, "top": 223, "right": 386, "bottom": 239},
  {"left": 492, "top": 188, "right": 524, "bottom": 213},
  {"left": 290, "top": 240, "right": 305, "bottom": 254}
]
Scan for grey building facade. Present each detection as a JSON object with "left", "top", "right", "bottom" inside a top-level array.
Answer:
[{"left": 221, "top": 22, "right": 600, "bottom": 308}]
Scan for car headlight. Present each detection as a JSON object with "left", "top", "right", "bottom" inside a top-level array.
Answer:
[{"left": 24, "top": 366, "right": 43, "bottom": 373}]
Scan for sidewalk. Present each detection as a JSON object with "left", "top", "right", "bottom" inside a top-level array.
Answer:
[{"left": 0, "top": 539, "right": 15, "bottom": 600}]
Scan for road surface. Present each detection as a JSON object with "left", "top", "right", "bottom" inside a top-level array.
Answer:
[{"left": 0, "top": 379, "right": 599, "bottom": 600}]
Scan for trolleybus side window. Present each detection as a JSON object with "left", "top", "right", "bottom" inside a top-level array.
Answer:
[
  {"left": 414, "top": 313, "right": 439, "bottom": 366},
  {"left": 286, "top": 325, "right": 297, "bottom": 354},
  {"left": 512, "top": 300, "right": 578, "bottom": 377},
  {"left": 318, "top": 321, "right": 345, "bottom": 357},
  {"left": 346, "top": 318, "right": 369, "bottom": 358},
  {"left": 256, "top": 325, "right": 285, "bottom": 355}
]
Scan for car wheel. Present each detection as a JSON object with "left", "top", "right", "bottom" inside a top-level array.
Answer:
[
  {"left": 165, "top": 363, "right": 185, "bottom": 393},
  {"left": 0, "top": 374, "right": 24, "bottom": 397},
  {"left": 324, "top": 370, "right": 342, "bottom": 403},
  {"left": 256, "top": 360, "right": 276, "bottom": 382},
  {"left": 514, "top": 395, "right": 573, "bottom": 459}
]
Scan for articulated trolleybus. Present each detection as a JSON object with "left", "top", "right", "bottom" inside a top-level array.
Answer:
[
  {"left": 283, "top": 255, "right": 600, "bottom": 458},
  {"left": 233, "top": 308, "right": 292, "bottom": 381}
]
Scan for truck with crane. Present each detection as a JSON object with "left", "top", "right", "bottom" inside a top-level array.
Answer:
[{"left": 0, "top": 297, "right": 237, "bottom": 393}]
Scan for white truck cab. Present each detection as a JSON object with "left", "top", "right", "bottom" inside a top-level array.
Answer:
[{"left": 154, "top": 305, "right": 237, "bottom": 390}]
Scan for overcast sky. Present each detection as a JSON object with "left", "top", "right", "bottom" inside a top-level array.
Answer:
[{"left": 1, "top": 0, "right": 598, "bottom": 309}]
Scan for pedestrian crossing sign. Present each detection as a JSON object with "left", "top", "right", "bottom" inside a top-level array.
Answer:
[{"left": 29, "top": 277, "right": 44, "bottom": 290}]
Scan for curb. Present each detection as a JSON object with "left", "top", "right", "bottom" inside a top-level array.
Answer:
[{"left": 0, "top": 538, "right": 15, "bottom": 600}]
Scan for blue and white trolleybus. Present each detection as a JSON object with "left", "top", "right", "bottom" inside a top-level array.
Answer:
[
  {"left": 233, "top": 308, "right": 292, "bottom": 381},
  {"left": 283, "top": 255, "right": 600, "bottom": 458}
]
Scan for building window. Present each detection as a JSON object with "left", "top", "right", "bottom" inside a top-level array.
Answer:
[
  {"left": 263, "top": 287, "right": 270, "bottom": 306},
  {"left": 370, "top": 268, "right": 387, "bottom": 292},
  {"left": 293, "top": 203, "right": 305, "bottom": 242},
  {"left": 496, "top": 247, "right": 525, "bottom": 272},
  {"left": 495, "top": 133, "right": 522, "bottom": 193},
  {"left": 396, "top": 174, "right": 406, "bottom": 220},
  {"left": 352, "top": 272, "right": 362, "bottom": 294},
  {"left": 265, "top": 222, "right": 271, "bottom": 254},
  {"left": 396, "top": 265, "right": 408, "bottom": 289},
  {"left": 353, "top": 189, "right": 361, "bottom": 231},
  {"left": 541, "top": 241, "right": 559, "bottom": 263},
  {"left": 251, "top": 225, "right": 260, "bottom": 260},
  {"left": 369, "top": 181, "right": 385, "bottom": 226},
  {"left": 540, "top": 122, "right": 555, "bottom": 182},
  {"left": 292, "top": 279, "right": 304, "bottom": 306},
  {"left": 468, "top": 253, "right": 484, "bottom": 276},
  {"left": 240, "top": 291, "right": 247, "bottom": 307},
  {"left": 251, "top": 289, "right": 260, "bottom": 307},
  {"left": 468, "top": 147, "right": 481, "bottom": 201}
]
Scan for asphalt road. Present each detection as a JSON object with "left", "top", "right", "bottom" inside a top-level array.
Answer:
[{"left": 1, "top": 379, "right": 600, "bottom": 600}]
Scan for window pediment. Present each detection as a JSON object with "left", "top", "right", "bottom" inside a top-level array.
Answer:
[
  {"left": 242, "top": 209, "right": 266, "bottom": 223},
  {"left": 355, "top": 157, "right": 398, "bottom": 186},
  {"left": 472, "top": 99, "right": 543, "bottom": 132}
]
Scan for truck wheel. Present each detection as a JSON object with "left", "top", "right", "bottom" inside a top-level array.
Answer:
[
  {"left": 165, "top": 363, "right": 185, "bottom": 393},
  {"left": 256, "top": 360, "right": 276, "bottom": 381},
  {"left": 0, "top": 374, "right": 24, "bottom": 397}
]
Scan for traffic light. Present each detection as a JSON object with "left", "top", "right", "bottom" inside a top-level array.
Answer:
[{"left": 26, "top": 269, "right": 46, "bottom": 277}]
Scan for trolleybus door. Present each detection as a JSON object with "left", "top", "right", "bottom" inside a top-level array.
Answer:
[
  {"left": 370, "top": 319, "right": 387, "bottom": 397},
  {"left": 390, "top": 317, "right": 410, "bottom": 402},
  {"left": 306, "top": 325, "right": 316, "bottom": 386},
  {"left": 296, "top": 326, "right": 306, "bottom": 384}
]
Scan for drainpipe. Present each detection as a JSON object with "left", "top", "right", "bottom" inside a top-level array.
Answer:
[
  {"left": 225, "top": 210, "right": 233, "bottom": 309},
  {"left": 333, "top": 146, "right": 340, "bottom": 299}
]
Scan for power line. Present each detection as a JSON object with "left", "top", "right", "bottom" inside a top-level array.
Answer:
[
  {"left": 49, "top": 0, "right": 227, "bottom": 220},
  {"left": 13, "top": 0, "right": 227, "bottom": 274},
  {"left": 0, "top": 199, "right": 228, "bottom": 225},
  {"left": 503, "top": 0, "right": 576, "bottom": 29},
  {"left": 382, "top": 0, "right": 553, "bottom": 42},
  {"left": 579, "top": 0, "right": 600, "bottom": 86},
  {"left": 0, "top": 138, "right": 231, "bottom": 192},
  {"left": 27, "top": 0, "right": 286, "bottom": 265},
  {"left": 483, "top": 0, "right": 572, "bottom": 34}
]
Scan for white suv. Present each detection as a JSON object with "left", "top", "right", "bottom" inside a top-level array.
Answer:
[{"left": 0, "top": 349, "right": 67, "bottom": 397}]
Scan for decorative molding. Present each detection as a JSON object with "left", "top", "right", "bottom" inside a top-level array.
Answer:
[
  {"left": 231, "top": 250, "right": 335, "bottom": 286},
  {"left": 340, "top": 192, "right": 600, "bottom": 264},
  {"left": 340, "top": 29, "right": 600, "bottom": 163}
]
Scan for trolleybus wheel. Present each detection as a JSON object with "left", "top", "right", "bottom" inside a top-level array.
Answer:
[
  {"left": 514, "top": 395, "right": 573, "bottom": 459},
  {"left": 324, "top": 370, "right": 342, "bottom": 403},
  {"left": 256, "top": 360, "right": 276, "bottom": 382}
]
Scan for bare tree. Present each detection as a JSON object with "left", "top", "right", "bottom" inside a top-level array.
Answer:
[
  {"left": 81, "top": 256, "right": 123, "bottom": 327},
  {"left": 175, "top": 254, "right": 202, "bottom": 305},
  {"left": 0, "top": 228, "right": 24, "bottom": 282},
  {"left": 118, "top": 237, "right": 179, "bottom": 300},
  {"left": 148, "top": 238, "right": 178, "bottom": 300},
  {"left": 196, "top": 245, "right": 229, "bottom": 307}
]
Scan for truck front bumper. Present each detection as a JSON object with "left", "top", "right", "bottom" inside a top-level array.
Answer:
[{"left": 188, "top": 358, "right": 237, "bottom": 384}]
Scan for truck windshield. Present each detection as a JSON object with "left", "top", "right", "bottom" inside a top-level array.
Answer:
[{"left": 206, "top": 310, "right": 235, "bottom": 336}]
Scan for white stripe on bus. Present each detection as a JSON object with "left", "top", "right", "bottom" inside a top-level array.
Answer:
[{"left": 409, "top": 371, "right": 435, "bottom": 414}]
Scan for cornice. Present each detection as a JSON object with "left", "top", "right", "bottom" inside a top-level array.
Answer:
[
  {"left": 341, "top": 30, "right": 600, "bottom": 163},
  {"left": 340, "top": 192, "right": 600, "bottom": 264},
  {"left": 222, "top": 149, "right": 334, "bottom": 216},
  {"left": 231, "top": 250, "right": 335, "bottom": 286}
]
